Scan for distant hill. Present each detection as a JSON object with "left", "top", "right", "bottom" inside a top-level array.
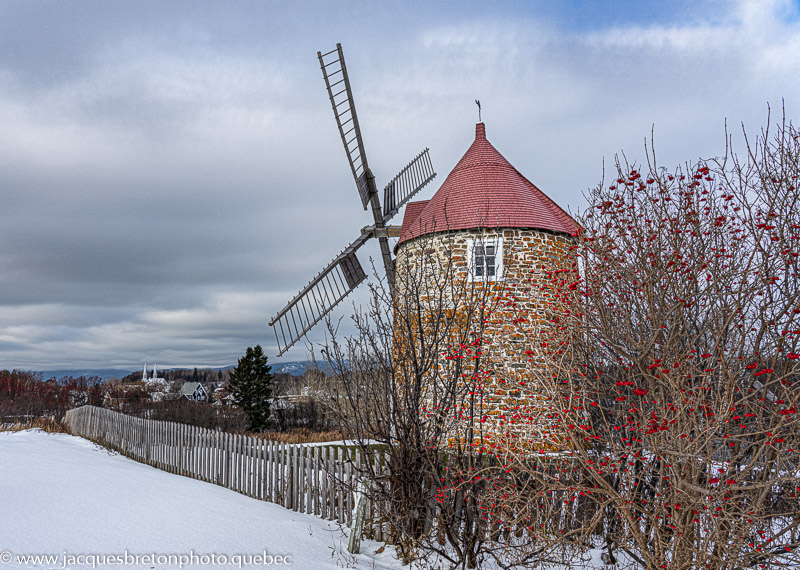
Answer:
[
  {"left": 273, "top": 360, "right": 335, "bottom": 376},
  {"left": 37, "top": 361, "right": 327, "bottom": 381}
]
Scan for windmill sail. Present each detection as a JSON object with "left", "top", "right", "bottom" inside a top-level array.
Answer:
[
  {"left": 268, "top": 43, "right": 437, "bottom": 357},
  {"left": 269, "top": 233, "right": 369, "bottom": 356},
  {"left": 318, "top": 44, "right": 372, "bottom": 210},
  {"left": 383, "top": 148, "right": 436, "bottom": 222}
]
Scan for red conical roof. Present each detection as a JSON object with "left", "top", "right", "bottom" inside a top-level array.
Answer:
[{"left": 397, "top": 123, "right": 578, "bottom": 246}]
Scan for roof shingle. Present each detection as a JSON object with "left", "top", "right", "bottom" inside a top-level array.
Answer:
[{"left": 397, "top": 123, "right": 578, "bottom": 246}]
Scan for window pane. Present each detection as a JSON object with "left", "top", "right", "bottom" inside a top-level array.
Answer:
[{"left": 471, "top": 240, "right": 500, "bottom": 280}]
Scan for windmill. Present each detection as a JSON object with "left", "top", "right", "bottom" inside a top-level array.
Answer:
[{"left": 268, "top": 44, "right": 437, "bottom": 356}]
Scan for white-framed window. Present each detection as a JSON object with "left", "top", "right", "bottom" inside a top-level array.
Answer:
[{"left": 467, "top": 237, "right": 503, "bottom": 281}]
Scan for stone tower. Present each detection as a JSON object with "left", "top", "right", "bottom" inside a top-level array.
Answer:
[{"left": 393, "top": 122, "right": 578, "bottom": 445}]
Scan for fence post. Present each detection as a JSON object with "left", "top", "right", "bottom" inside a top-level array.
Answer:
[
  {"left": 247, "top": 435, "right": 254, "bottom": 498},
  {"left": 234, "top": 433, "right": 240, "bottom": 491},
  {"left": 225, "top": 433, "right": 231, "bottom": 489},
  {"left": 252, "top": 435, "right": 258, "bottom": 498},
  {"left": 203, "top": 428, "right": 209, "bottom": 482},
  {"left": 321, "top": 446, "right": 329, "bottom": 520},
  {"left": 336, "top": 447, "right": 344, "bottom": 524},
  {"left": 345, "top": 448, "right": 353, "bottom": 526},
  {"left": 279, "top": 442, "right": 286, "bottom": 507},
  {"left": 267, "top": 440, "right": 274, "bottom": 502},
  {"left": 348, "top": 477, "right": 368, "bottom": 554},
  {"left": 312, "top": 446, "right": 320, "bottom": 516},
  {"left": 269, "top": 440, "right": 274, "bottom": 503},
  {"left": 308, "top": 445, "right": 314, "bottom": 514},
  {"left": 298, "top": 445, "right": 304, "bottom": 512},
  {"left": 179, "top": 423, "right": 184, "bottom": 476},
  {"left": 288, "top": 444, "right": 295, "bottom": 511}
]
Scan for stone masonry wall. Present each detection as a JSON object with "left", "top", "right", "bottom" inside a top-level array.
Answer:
[{"left": 394, "top": 227, "right": 575, "bottom": 450}]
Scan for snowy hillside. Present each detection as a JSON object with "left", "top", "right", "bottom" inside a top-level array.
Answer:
[{"left": 0, "top": 430, "right": 401, "bottom": 570}]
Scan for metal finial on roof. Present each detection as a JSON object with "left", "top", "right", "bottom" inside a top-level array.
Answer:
[{"left": 475, "top": 99, "right": 481, "bottom": 122}]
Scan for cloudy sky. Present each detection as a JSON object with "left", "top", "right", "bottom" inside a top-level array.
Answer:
[{"left": 1, "top": 0, "right": 799, "bottom": 371}]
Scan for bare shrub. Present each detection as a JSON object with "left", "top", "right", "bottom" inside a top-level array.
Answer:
[
  {"left": 517, "top": 110, "right": 800, "bottom": 568},
  {"left": 0, "top": 370, "right": 103, "bottom": 422},
  {"left": 128, "top": 400, "right": 249, "bottom": 432}
]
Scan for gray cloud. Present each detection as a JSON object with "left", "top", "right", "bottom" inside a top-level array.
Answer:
[{"left": 1, "top": 0, "right": 799, "bottom": 370}]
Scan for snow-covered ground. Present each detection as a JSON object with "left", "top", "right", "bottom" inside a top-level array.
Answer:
[{"left": 0, "top": 429, "right": 403, "bottom": 570}]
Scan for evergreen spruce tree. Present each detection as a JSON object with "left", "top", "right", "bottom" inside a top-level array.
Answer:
[{"left": 228, "top": 345, "right": 273, "bottom": 431}]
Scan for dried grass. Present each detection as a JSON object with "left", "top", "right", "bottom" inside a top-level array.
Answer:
[
  {"left": 0, "top": 417, "right": 69, "bottom": 434},
  {"left": 256, "top": 428, "right": 344, "bottom": 444}
]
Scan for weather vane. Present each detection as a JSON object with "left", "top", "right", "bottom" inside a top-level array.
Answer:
[{"left": 475, "top": 99, "right": 482, "bottom": 122}]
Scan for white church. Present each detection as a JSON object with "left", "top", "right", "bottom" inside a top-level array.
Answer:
[{"left": 142, "top": 362, "right": 167, "bottom": 387}]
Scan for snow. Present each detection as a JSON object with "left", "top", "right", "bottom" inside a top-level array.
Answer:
[{"left": 0, "top": 429, "right": 403, "bottom": 570}]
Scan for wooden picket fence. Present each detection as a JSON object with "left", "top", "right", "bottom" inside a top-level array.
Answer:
[{"left": 63, "top": 405, "right": 386, "bottom": 540}]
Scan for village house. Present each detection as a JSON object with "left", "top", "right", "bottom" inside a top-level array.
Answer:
[{"left": 179, "top": 381, "right": 208, "bottom": 402}]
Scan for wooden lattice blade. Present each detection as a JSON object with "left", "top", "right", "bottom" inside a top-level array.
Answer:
[
  {"left": 382, "top": 148, "right": 436, "bottom": 222},
  {"left": 318, "top": 44, "right": 371, "bottom": 211},
  {"left": 269, "top": 233, "right": 370, "bottom": 356}
]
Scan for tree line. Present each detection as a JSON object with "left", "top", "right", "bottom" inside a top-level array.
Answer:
[{"left": 0, "top": 371, "right": 103, "bottom": 422}]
